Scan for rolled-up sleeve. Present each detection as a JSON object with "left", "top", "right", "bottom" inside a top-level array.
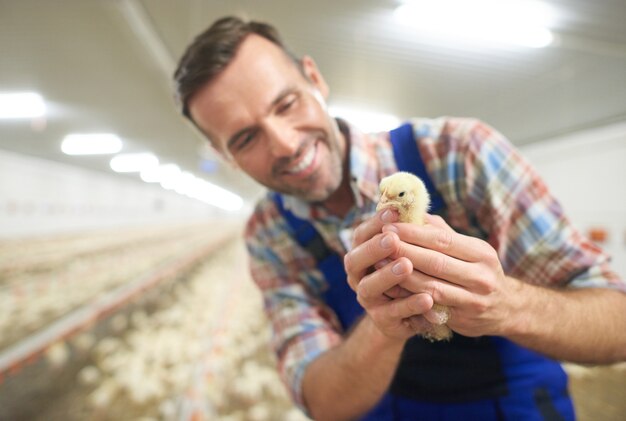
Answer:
[{"left": 245, "top": 200, "right": 342, "bottom": 412}]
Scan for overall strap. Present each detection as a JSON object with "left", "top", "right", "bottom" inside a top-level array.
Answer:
[
  {"left": 389, "top": 123, "right": 445, "bottom": 213},
  {"left": 271, "top": 192, "right": 362, "bottom": 329}
]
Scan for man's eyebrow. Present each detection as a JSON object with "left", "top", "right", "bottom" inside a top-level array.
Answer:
[{"left": 226, "top": 86, "right": 298, "bottom": 149}]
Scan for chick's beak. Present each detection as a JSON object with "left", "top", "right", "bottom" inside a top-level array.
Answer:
[{"left": 377, "top": 189, "right": 394, "bottom": 212}]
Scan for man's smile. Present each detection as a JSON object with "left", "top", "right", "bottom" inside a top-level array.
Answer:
[{"left": 280, "top": 140, "right": 320, "bottom": 178}]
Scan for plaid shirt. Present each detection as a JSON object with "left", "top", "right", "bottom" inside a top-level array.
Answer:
[{"left": 244, "top": 117, "right": 624, "bottom": 410}]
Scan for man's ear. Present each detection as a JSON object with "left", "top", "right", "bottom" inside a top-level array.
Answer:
[{"left": 301, "top": 55, "right": 329, "bottom": 99}]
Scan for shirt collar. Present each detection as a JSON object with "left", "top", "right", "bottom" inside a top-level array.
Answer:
[{"left": 347, "top": 122, "right": 387, "bottom": 204}]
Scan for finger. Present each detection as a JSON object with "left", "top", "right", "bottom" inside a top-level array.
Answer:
[
  {"left": 382, "top": 293, "right": 433, "bottom": 320},
  {"left": 357, "top": 257, "right": 413, "bottom": 302},
  {"left": 352, "top": 209, "right": 398, "bottom": 249},
  {"left": 385, "top": 222, "right": 492, "bottom": 264},
  {"left": 398, "top": 269, "right": 472, "bottom": 307},
  {"left": 345, "top": 232, "right": 400, "bottom": 291},
  {"left": 404, "top": 245, "right": 497, "bottom": 292},
  {"left": 374, "top": 258, "right": 393, "bottom": 270},
  {"left": 383, "top": 285, "right": 412, "bottom": 299},
  {"left": 424, "top": 214, "right": 455, "bottom": 232}
]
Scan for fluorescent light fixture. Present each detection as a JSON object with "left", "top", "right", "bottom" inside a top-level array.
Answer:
[
  {"left": 0, "top": 92, "right": 47, "bottom": 119},
  {"left": 158, "top": 164, "right": 183, "bottom": 190},
  {"left": 140, "top": 163, "right": 243, "bottom": 211},
  {"left": 61, "top": 133, "right": 123, "bottom": 155},
  {"left": 140, "top": 165, "right": 161, "bottom": 183},
  {"left": 173, "top": 174, "right": 244, "bottom": 211},
  {"left": 174, "top": 171, "right": 197, "bottom": 195},
  {"left": 394, "top": 0, "right": 555, "bottom": 48},
  {"left": 189, "top": 179, "right": 243, "bottom": 211},
  {"left": 110, "top": 152, "right": 159, "bottom": 173},
  {"left": 328, "top": 105, "right": 401, "bottom": 133},
  {"left": 139, "top": 163, "right": 179, "bottom": 184}
]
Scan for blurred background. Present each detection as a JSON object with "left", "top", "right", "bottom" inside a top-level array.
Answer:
[{"left": 0, "top": 0, "right": 624, "bottom": 420}]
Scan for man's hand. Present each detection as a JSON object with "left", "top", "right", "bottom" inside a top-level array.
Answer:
[
  {"left": 381, "top": 214, "right": 525, "bottom": 337},
  {"left": 345, "top": 209, "right": 435, "bottom": 339},
  {"left": 371, "top": 213, "right": 626, "bottom": 363}
]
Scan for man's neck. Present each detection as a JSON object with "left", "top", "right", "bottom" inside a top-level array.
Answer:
[
  {"left": 321, "top": 119, "right": 355, "bottom": 217},
  {"left": 321, "top": 177, "right": 355, "bottom": 217}
]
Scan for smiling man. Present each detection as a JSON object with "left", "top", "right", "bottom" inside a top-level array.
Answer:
[
  {"left": 181, "top": 27, "right": 352, "bottom": 214},
  {"left": 174, "top": 16, "right": 626, "bottom": 421}
]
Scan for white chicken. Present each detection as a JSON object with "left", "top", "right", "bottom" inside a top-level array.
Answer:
[{"left": 377, "top": 171, "right": 452, "bottom": 341}]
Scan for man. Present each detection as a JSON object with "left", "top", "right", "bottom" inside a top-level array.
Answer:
[{"left": 174, "top": 16, "right": 626, "bottom": 421}]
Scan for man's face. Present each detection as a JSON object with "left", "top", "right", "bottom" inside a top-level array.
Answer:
[{"left": 188, "top": 35, "right": 345, "bottom": 202}]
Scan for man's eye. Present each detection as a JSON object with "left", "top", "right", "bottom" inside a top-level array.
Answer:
[
  {"left": 240, "top": 133, "right": 256, "bottom": 148},
  {"left": 231, "top": 131, "right": 257, "bottom": 152},
  {"left": 277, "top": 97, "right": 297, "bottom": 114}
]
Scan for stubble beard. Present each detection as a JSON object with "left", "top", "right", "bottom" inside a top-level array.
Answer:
[{"left": 270, "top": 130, "right": 344, "bottom": 202}]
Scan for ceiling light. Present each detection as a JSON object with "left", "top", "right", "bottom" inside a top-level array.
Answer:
[
  {"left": 139, "top": 163, "right": 243, "bottom": 211},
  {"left": 329, "top": 105, "right": 401, "bottom": 133},
  {"left": 158, "top": 164, "right": 182, "bottom": 190},
  {"left": 189, "top": 180, "right": 243, "bottom": 211},
  {"left": 394, "top": 0, "right": 555, "bottom": 48},
  {"left": 61, "top": 133, "right": 123, "bottom": 155},
  {"left": 139, "top": 166, "right": 161, "bottom": 183},
  {"left": 110, "top": 152, "right": 159, "bottom": 173},
  {"left": 174, "top": 171, "right": 196, "bottom": 195},
  {"left": 0, "top": 92, "right": 47, "bottom": 119},
  {"left": 139, "top": 163, "right": 179, "bottom": 184}
]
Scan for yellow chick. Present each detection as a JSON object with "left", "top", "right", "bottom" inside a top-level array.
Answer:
[{"left": 377, "top": 171, "right": 452, "bottom": 341}]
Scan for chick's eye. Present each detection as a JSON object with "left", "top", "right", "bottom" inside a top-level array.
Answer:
[{"left": 398, "top": 191, "right": 405, "bottom": 197}]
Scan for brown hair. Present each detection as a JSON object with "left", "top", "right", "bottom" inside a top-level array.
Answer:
[{"left": 174, "top": 16, "right": 297, "bottom": 122}]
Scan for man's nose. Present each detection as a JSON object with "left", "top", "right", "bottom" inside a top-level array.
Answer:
[{"left": 263, "top": 119, "right": 298, "bottom": 157}]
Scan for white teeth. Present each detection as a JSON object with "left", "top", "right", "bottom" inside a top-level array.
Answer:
[{"left": 287, "top": 144, "right": 315, "bottom": 174}]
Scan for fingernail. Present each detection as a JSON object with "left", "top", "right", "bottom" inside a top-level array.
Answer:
[
  {"left": 381, "top": 209, "right": 394, "bottom": 223},
  {"left": 392, "top": 262, "right": 404, "bottom": 275},
  {"left": 380, "top": 234, "right": 392, "bottom": 248}
]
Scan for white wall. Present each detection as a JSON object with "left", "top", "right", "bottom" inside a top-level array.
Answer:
[
  {"left": 0, "top": 149, "right": 243, "bottom": 238},
  {"left": 520, "top": 121, "right": 626, "bottom": 280}
]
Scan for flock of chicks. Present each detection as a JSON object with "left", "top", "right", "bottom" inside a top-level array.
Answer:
[
  {"left": 0, "top": 224, "right": 218, "bottom": 351},
  {"left": 74, "top": 240, "right": 308, "bottom": 420},
  {"left": 1, "top": 225, "right": 309, "bottom": 421}
]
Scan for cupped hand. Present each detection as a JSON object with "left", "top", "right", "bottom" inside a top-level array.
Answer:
[
  {"left": 344, "top": 209, "right": 435, "bottom": 339},
  {"left": 380, "top": 214, "right": 524, "bottom": 337}
]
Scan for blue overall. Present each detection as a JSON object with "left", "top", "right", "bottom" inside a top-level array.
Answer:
[{"left": 272, "top": 123, "right": 575, "bottom": 420}]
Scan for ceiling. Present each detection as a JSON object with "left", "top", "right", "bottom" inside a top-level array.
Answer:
[{"left": 1, "top": 0, "right": 625, "bottom": 205}]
